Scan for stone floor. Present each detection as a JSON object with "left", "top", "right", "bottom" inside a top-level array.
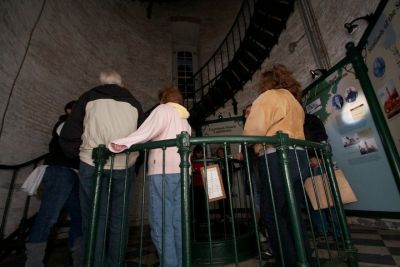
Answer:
[{"left": 1, "top": 224, "right": 399, "bottom": 266}]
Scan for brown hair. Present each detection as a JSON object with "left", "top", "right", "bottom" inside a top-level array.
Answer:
[
  {"left": 158, "top": 85, "right": 183, "bottom": 105},
  {"left": 259, "top": 64, "right": 302, "bottom": 101}
]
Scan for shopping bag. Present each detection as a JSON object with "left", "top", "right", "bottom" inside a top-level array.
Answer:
[
  {"left": 21, "top": 165, "right": 48, "bottom": 195},
  {"left": 304, "top": 169, "right": 357, "bottom": 210}
]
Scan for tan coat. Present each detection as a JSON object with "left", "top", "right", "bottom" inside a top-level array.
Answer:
[{"left": 243, "top": 89, "right": 305, "bottom": 154}]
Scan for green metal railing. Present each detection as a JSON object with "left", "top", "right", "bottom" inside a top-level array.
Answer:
[
  {"left": 86, "top": 132, "right": 357, "bottom": 267},
  {"left": 0, "top": 154, "right": 47, "bottom": 259}
]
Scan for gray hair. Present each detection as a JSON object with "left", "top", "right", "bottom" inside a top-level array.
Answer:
[{"left": 99, "top": 70, "right": 122, "bottom": 86}]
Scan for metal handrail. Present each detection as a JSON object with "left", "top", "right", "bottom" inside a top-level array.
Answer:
[
  {"left": 86, "top": 132, "right": 358, "bottom": 266},
  {"left": 192, "top": 0, "right": 255, "bottom": 79},
  {"left": 182, "top": 0, "right": 257, "bottom": 109},
  {"left": 0, "top": 154, "right": 47, "bottom": 240}
]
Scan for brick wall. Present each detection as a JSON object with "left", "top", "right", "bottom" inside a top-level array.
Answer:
[
  {"left": 0, "top": 0, "right": 174, "bottom": 165},
  {"left": 0, "top": 0, "right": 241, "bottom": 233}
]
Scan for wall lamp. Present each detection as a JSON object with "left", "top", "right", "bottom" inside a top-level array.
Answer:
[
  {"left": 310, "top": 69, "right": 327, "bottom": 80},
  {"left": 344, "top": 14, "right": 373, "bottom": 34}
]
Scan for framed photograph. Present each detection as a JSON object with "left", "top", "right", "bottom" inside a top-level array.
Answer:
[{"left": 200, "top": 164, "right": 226, "bottom": 202}]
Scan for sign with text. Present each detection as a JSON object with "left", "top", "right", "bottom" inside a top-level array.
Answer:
[
  {"left": 201, "top": 164, "right": 226, "bottom": 202},
  {"left": 201, "top": 117, "right": 243, "bottom": 157}
]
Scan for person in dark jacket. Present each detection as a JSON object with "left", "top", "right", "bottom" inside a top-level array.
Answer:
[
  {"left": 304, "top": 113, "right": 328, "bottom": 168},
  {"left": 59, "top": 70, "right": 144, "bottom": 267},
  {"left": 304, "top": 113, "right": 340, "bottom": 238},
  {"left": 26, "top": 101, "right": 83, "bottom": 267}
]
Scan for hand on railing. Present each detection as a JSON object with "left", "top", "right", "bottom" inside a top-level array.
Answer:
[{"left": 108, "top": 143, "right": 128, "bottom": 153}]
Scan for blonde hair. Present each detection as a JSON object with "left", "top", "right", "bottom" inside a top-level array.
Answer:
[
  {"left": 260, "top": 64, "right": 301, "bottom": 101},
  {"left": 99, "top": 70, "right": 122, "bottom": 86},
  {"left": 158, "top": 85, "right": 183, "bottom": 105}
]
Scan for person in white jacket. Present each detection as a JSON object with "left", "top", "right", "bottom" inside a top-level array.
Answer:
[
  {"left": 60, "top": 71, "right": 144, "bottom": 267},
  {"left": 109, "top": 85, "right": 191, "bottom": 267}
]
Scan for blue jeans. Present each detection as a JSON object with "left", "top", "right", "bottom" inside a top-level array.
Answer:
[
  {"left": 148, "top": 174, "right": 182, "bottom": 267},
  {"left": 309, "top": 167, "right": 341, "bottom": 237},
  {"left": 258, "top": 150, "right": 312, "bottom": 267},
  {"left": 310, "top": 208, "right": 340, "bottom": 237},
  {"left": 79, "top": 161, "right": 134, "bottom": 267},
  {"left": 28, "top": 165, "right": 82, "bottom": 248}
]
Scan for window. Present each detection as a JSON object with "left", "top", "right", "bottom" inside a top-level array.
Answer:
[{"left": 176, "top": 51, "right": 194, "bottom": 98}]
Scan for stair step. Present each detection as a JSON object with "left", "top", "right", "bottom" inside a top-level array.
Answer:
[
  {"left": 230, "top": 59, "right": 252, "bottom": 82},
  {"left": 191, "top": 102, "right": 207, "bottom": 120},
  {"left": 235, "top": 50, "right": 258, "bottom": 71},
  {"left": 257, "top": 0, "right": 295, "bottom": 18},
  {"left": 247, "top": 25, "right": 277, "bottom": 49},
  {"left": 240, "top": 38, "right": 268, "bottom": 61},
  {"left": 202, "top": 95, "right": 216, "bottom": 112},
  {"left": 223, "top": 69, "right": 243, "bottom": 91},
  {"left": 210, "top": 88, "right": 228, "bottom": 106},
  {"left": 215, "top": 78, "right": 232, "bottom": 94},
  {"left": 253, "top": 11, "right": 285, "bottom": 32}
]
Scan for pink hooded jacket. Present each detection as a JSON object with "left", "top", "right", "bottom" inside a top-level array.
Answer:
[{"left": 109, "top": 103, "right": 191, "bottom": 175}]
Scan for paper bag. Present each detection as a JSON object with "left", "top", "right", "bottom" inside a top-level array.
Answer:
[{"left": 304, "top": 169, "right": 357, "bottom": 210}]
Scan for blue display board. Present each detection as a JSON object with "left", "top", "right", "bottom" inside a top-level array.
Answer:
[
  {"left": 364, "top": 0, "right": 400, "bottom": 155},
  {"left": 303, "top": 66, "right": 400, "bottom": 212}
]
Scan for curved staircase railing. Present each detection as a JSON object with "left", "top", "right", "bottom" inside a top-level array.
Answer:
[
  {"left": 0, "top": 154, "right": 47, "bottom": 259},
  {"left": 184, "top": 0, "right": 295, "bottom": 127}
]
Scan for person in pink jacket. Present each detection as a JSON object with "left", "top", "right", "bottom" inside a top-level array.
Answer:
[{"left": 109, "top": 85, "right": 191, "bottom": 267}]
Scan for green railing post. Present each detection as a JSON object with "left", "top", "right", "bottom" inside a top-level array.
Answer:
[
  {"left": 276, "top": 131, "right": 309, "bottom": 267},
  {"left": 346, "top": 42, "right": 400, "bottom": 192},
  {"left": 177, "top": 132, "right": 192, "bottom": 267},
  {"left": 118, "top": 155, "right": 132, "bottom": 266},
  {"left": 84, "top": 145, "right": 109, "bottom": 267},
  {"left": 322, "top": 144, "right": 358, "bottom": 266}
]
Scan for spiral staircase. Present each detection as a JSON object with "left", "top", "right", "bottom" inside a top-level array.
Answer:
[{"left": 184, "top": 0, "right": 296, "bottom": 128}]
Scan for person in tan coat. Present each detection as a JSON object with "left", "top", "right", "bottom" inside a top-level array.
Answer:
[{"left": 243, "top": 64, "right": 312, "bottom": 266}]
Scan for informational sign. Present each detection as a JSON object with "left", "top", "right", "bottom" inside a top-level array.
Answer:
[
  {"left": 364, "top": 0, "right": 400, "bottom": 154},
  {"left": 201, "top": 164, "right": 226, "bottom": 202},
  {"left": 201, "top": 117, "right": 243, "bottom": 157},
  {"left": 303, "top": 67, "right": 400, "bottom": 212}
]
